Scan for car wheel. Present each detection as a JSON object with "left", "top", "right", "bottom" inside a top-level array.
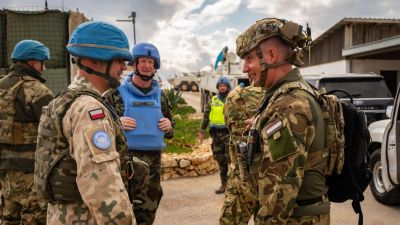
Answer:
[
  {"left": 179, "top": 82, "right": 189, "bottom": 91},
  {"left": 370, "top": 150, "right": 400, "bottom": 205},
  {"left": 190, "top": 82, "right": 199, "bottom": 92}
]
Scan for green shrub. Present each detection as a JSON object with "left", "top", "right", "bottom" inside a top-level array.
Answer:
[{"left": 164, "top": 88, "right": 185, "bottom": 109}]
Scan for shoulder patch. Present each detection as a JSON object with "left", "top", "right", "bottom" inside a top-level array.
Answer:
[
  {"left": 265, "top": 119, "right": 283, "bottom": 138},
  {"left": 89, "top": 108, "right": 105, "bottom": 120},
  {"left": 92, "top": 131, "right": 112, "bottom": 150}
]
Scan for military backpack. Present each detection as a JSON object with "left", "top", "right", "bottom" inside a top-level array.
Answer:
[
  {"left": 270, "top": 81, "right": 371, "bottom": 225},
  {"left": 0, "top": 75, "right": 40, "bottom": 145}
]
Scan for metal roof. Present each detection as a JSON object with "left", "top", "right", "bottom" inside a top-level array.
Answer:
[
  {"left": 313, "top": 17, "right": 400, "bottom": 44},
  {"left": 342, "top": 35, "right": 400, "bottom": 57}
]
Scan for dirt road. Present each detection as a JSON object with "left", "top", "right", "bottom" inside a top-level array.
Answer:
[
  {"left": 154, "top": 172, "right": 400, "bottom": 225},
  {"left": 181, "top": 91, "right": 201, "bottom": 113}
]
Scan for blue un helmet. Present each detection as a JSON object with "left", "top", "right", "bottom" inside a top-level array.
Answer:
[
  {"left": 216, "top": 76, "right": 232, "bottom": 90},
  {"left": 66, "top": 21, "right": 132, "bottom": 88},
  {"left": 11, "top": 40, "right": 50, "bottom": 61},
  {"left": 131, "top": 42, "right": 160, "bottom": 69},
  {"left": 130, "top": 42, "right": 160, "bottom": 81}
]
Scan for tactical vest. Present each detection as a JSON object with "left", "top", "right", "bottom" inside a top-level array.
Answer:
[
  {"left": 34, "top": 88, "right": 129, "bottom": 203},
  {"left": 209, "top": 95, "right": 226, "bottom": 127},
  {"left": 118, "top": 81, "right": 165, "bottom": 150},
  {"left": 259, "top": 80, "right": 329, "bottom": 201},
  {"left": 0, "top": 75, "right": 39, "bottom": 145}
]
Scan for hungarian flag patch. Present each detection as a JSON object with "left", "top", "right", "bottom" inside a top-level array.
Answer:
[{"left": 89, "top": 108, "right": 105, "bottom": 120}]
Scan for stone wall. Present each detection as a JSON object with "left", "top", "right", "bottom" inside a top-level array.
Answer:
[{"left": 161, "top": 139, "right": 218, "bottom": 180}]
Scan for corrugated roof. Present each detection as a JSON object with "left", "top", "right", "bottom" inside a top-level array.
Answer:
[{"left": 313, "top": 17, "right": 400, "bottom": 44}]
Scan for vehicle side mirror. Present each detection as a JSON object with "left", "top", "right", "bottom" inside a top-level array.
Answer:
[{"left": 386, "top": 105, "right": 393, "bottom": 119}]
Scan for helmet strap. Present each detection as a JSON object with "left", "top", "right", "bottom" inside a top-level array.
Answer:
[
  {"left": 74, "top": 58, "right": 120, "bottom": 88},
  {"left": 256, "top": 46, "right": 290, "bottom": 87},
  {"left": 134, "top": 59, "right": 155, "bottom": 81}
]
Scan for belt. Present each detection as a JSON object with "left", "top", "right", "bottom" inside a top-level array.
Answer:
[
  {"left": 296, "top": 196, "right": 323, "bottom": 206},
  {"left": 294, "top": 196, "right": 330, "bottom": 217}
]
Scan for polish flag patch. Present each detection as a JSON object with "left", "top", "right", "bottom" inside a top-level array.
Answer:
[{"left": 89, "top": 108, "right": 105, "bottom": 120}]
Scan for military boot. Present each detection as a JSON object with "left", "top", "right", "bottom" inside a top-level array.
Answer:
[{"left": 215, "top": 181, "right": 227, "bottom": 194}]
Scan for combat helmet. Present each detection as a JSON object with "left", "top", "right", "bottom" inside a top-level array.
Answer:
[
  {"left": 216, "top": 76, "right": 231, "bottom": 90},
  {"left": 236, "top": 18, "right": 311, "bottom": 67},
  {"left": 11, "top": 40, "right": 50, "bottom": 62},
  {"left": 67, "top": 21, "right": 132, "bottom": 88},
  {"left": 130, "top": 42, "right": 161, "bottom": 81}
]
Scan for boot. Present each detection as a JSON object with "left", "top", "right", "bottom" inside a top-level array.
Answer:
[{"left": 215, "top": 181, "right": 227, "bottom": 194}]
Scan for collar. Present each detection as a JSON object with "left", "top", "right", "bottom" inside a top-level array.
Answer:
[
  {"left": 264, "top": 68, "right": 302, "bottom": 100},
  {"left": 69, "top": 75, "right": 103, "bottom": 96},
  {"left": 9, "top": 63, "right": 46, "bottom": 83}
]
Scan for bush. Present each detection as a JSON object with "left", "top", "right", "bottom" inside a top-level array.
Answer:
[{"left": 164, "top": 88, "right": 185, "bottom": 109}]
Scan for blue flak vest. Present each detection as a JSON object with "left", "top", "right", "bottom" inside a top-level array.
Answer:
[{"left": 118, "top": 77, "right": 166, "bottom": 151}]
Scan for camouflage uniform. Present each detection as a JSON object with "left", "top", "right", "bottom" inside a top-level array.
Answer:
[
  {"left": 219, "top": 85, "right": 264, "bottom": 225},
  {"left": 253, "top": 68, "right": 329, "bottom": 225},
  {"left": 0, "top": 64, "right": 53, "bottom": 225},
  {"left": 108, "top": 79, "right": 174, "bottom": 225},
  {"left": 43, "top": 75, "right": 137, "bottom": 225},
  {"left": 200, "top": 95, "right": 230, "bottom": 185}
]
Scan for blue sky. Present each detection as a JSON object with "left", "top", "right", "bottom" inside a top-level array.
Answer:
[{"left": 2, "top": 0, "right": 400, "bottom": 77}]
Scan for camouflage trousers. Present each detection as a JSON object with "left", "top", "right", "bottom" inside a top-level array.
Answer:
[
  {"left": 210, "top": 128, "right": 230, "bottom": 183},
  {"left": 219, "top": 166, "right": 257, "bottom": 225},
  {"left": 0, "top": 170, "right": 47, "bottom": 225},
  {"left": 129, "top": 151, "right": 163, "bottom": 225},
  {"left": 219, "top": 151, "right": 262, "bottom": 225}
]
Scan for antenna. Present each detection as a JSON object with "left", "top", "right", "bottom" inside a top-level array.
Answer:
[{"left": 117, "top": 11, "right": 137, "bottom": 45}]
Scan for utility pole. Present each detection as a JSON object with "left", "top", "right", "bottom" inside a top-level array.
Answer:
[
  {"left": 45, "top": 0, "right": 48, "bottom": 10},
  {"left": 117, "top": 11, "right": 137, "bottom": 45}
]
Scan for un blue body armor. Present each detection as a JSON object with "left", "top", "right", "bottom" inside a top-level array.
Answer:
[{"left": 118, "top": 77, "right": 166, "bottom": 150}]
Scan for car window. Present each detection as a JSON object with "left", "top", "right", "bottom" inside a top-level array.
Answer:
[
  {"left": 304, "top": 79, "right": 317, "bottom": 87},
  {"left": 319, "top": 78, "right": 392, "bottom": 98}
]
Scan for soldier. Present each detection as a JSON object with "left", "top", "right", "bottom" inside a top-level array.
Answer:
[
  {"left": 198, "top": 77, "right": 231, "bottom": 194},
  {"left": 34, "top": 21, "right": 148, "bottom": 225},
  {"left": 107, "top": 42, "right": 174, "bottom": 225},
  {"left": 219, "top": 79, "right": 264, "bottom": 223},
  {"left": 236, "top": 18, "right": 330, "bottom": 224},
  {"left": 0, "top": 40, "right": 53, "bottom": 225}
]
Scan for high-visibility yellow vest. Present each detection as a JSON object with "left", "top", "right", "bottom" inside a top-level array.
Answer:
[{"left": 209, "top": 95, "right": 225, "bottom": 126}]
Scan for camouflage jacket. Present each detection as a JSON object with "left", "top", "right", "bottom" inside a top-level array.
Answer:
[
  {"left": 0, "top": 63, "right": 53, "bottom": 172},
  {"left": 46, "top": 75, "right": 136, "bottom": 224},
  {"left": 254, "top": 68, "right": 328, "bottom": 224},
  {"left": 224, "top": 85, "right": 264, "bottom": 166},
  {"left": 106, "top": 77, "right": 175, "bottom": 140}
]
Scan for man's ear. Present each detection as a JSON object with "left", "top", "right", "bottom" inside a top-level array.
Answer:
[{"left": 269, "top": 48, "right": 279, "bottom": 64}]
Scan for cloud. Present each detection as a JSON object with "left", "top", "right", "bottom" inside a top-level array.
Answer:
[
  {"left": 2, "top": 0, "right": 400, "bottom": 77},
  {"left": 149, "top": 0, "right": 242, "bottom": 76},
  {"left": 244, "top": 0, "right": 400, "bottom": 37}
]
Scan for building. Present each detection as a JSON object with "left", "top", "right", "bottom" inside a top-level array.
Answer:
[{"left": 301, "top": 18, "right": 400, "bottom": 95}]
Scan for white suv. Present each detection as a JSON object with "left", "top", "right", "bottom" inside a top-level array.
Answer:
[{"left": 368, "top": 85, "right": 400, "bottom": 205}]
